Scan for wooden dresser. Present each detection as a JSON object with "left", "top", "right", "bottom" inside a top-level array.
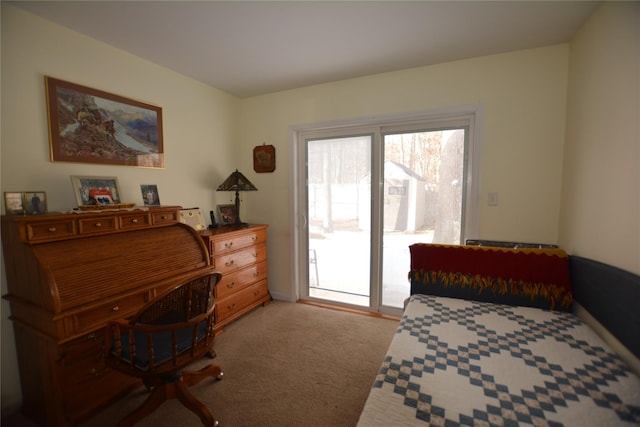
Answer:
[
  {"left": 1, "top": 207, "right": 214, "bottom": 426},
  {"left": 199, "top": 224, "right": 270, "bottom": 333}
]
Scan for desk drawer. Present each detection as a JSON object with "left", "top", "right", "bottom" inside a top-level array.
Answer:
[
  {"left": 25, "top": 219, "right": 76, "bottom": 242},
  {"left": 78, "top": 216, "right": 117, "bottom": 235},
  {"left": 153, "top": 210, "right": 179, "bottom": 225},
  {"left": 72, "top": 291, "right": 149, "bottom": 333},
  {"left": 119, "top": 212, "right": 151, "bottom": 229}
]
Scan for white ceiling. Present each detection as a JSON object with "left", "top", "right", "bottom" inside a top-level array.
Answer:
[{"left": 10, "top": 1, "right": 600, "bottom": 98}]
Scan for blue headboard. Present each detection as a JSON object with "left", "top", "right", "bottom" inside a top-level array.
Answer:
[{"left": 570, "top": 256, "right": 640, "bottom": 359}]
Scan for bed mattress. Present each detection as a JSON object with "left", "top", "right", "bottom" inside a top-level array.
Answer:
[{"left": 358, "top": 294, "right": 640, "bottom": 426}]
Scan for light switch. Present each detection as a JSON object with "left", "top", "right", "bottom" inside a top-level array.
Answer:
[{"left": 488, "top": 192, "right": 499, "bottom": 206}]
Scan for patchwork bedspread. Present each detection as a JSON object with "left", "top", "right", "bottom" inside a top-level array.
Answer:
[{"left": 358, "top": 294, "right": 640, "bottom": 426}]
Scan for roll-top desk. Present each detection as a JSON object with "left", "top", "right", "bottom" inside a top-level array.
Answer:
[
  {"left": 1, "top": 206, "right": 214, "bottom": 426},
  {"left": 199, "top": 224, "right": 271, "bottom": 333}
]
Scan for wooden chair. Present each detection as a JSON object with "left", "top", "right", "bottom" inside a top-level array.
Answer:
[{"left": 106, "top": 268, "right": 223, "bottom": 427}]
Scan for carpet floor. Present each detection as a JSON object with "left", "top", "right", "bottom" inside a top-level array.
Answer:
[{"left": 3, "top": 300, "right": 399, "bottom": 427}]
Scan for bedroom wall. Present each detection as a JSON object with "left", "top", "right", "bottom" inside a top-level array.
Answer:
[
  {"left": 559, "top": 1, "right": 639, "bottom": 275},
  {"left": 238, "top": 45, "right": 570, "bottom": 301},
  {"left": 1, "top": 4, "right": 239, "bottom": 411}
]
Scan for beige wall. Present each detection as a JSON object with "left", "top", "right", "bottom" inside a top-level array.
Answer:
[
  {"left": 240, "top": 45, "right": 570, "bottom": 300},
  {"left": 560, "top": 1, "right": 640, "bottom": 275}
]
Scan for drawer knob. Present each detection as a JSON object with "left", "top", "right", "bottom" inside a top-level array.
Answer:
[
  {"left": 112, "top": 306, "right": 119, "bottom": 312},
  {"left": 48, "top": 227, "right": 56, "bottom": 232},
  {"left": 227, "top": 303, "right": 236, "bottom": 310},
  {"left": 252, "top": 252, "right": 258, "bottom": 258},
  {"left": 225, "top": 260, "right": 234, "bottom": 267},
  {"left": 226, "top": 282, "right": 235, "bottom": 289},
  {"left": 131, "top": 219, "right": 138, "bottom": 224},
  {"left": 95, "top": 222, "right": 102, "bottom": 228},
  {"left": 161, "top": 215, "right": 168, "bottom": 219},
  {"left": 225, "top": 242, "right": 233, "bottom": 249}
]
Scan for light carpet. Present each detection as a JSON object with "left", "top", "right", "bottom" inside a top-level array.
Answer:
[{"left": 1, "top": 301, "right": 399, "bottom": 427}]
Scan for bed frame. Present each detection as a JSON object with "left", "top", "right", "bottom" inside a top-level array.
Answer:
[{"left": 570, "top": 256, "right": 640, "bottom": 359}]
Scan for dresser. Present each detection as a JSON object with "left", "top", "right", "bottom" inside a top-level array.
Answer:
[
  {"left": 1, "top": 207, "right": 213, "bottom": 426},
  {"left": 199, "top": 224, "right": 270, "bottom": 333}
]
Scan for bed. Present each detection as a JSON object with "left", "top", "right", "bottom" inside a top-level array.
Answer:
[{"left": 358, "top": 244, "right": 640, "bottom": 426}]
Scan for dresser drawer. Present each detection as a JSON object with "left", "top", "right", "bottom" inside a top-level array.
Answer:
[
  {"left": 213, "top": 243, "right": 267, "bottom": 274},
  {"left": 25, "top": 219, "right": 76, "bottom": 242},
  {"left": 118, "top": 212, "right": 151, "bottom": 229},
  {"left": 211, "top": 228, "right": 266, "bottom": 255},
  {"left": 78, "top": 216, "right": 118, "bottom": 235},
  {"left": 216, "top": 261, "right": 268, "bottom": 300},
  {"left": 216, "top": 280, "right": 268, "bottom": 321}
]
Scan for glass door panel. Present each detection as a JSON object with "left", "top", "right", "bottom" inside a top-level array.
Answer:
[
  {"left": 306, "top": 135, "right": 372, "bottom": 306},
  {"left": 381, "top": 129, "right": 466, "bottom": 308}
]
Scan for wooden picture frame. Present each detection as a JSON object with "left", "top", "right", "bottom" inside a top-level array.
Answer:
[
  {"left": 217, "top": 204, "right": 237, "bottom": 225},
  {"left": 45, "top": 76, "right": 164, "bottom": 168},
  {"left": 23, "top": 192, "right": 48, "bottom": 215},
  {"left": 71, "top": 175, "right": 122, "bottom": 207},
  {"left": 140, "top": 184, "right": 161, "bottom": 206},
  {"left": 253, "top": 144, "right": 276, "bottom": 173},
  {"left": 4, "top": 192, "right": 25, "bottom": 215}
]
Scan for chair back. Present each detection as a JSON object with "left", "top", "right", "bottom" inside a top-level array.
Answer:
[{"left": 106, "top": 268, "right": 222, "bottom": 379}]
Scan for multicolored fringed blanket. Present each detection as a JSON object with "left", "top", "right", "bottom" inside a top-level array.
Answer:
[
  {"left": 357, "top": 294, "right": 640, "bottom": 426},
  {"left": 409, "top": 244, "right": 573, "bottom": 311}
]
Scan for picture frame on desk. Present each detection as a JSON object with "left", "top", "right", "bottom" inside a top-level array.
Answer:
[
  {"left": 4, "top": 192, "right": 25, "bottom": 215},
  {"left": 217, "top": 204, "right": 237, "bottom": 226},
  {"left": 179, "top": 208, "right": 206, "bottom": 231},
  {"left": 71, "top": 175, "right": 122, "bottom": 207},
  {"left": 24, "top": 192, "right": 48, "bottom": 214},
  {"left": 3, "top": 191, "right": 47, "bottom": 215}
]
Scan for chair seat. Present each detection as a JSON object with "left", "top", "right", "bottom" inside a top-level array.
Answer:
[{"left": 113, "top": 319, "right": 209, "bottom": 371}]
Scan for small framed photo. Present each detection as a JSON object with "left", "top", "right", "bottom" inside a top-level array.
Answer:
[
  {"left": 4, "top": 192, "right": 25, "bottom": 215},
  {"left": 140, "top": 184, "right": 160, "bottom": 206},
  {"left": 71, "top": 175, "right": 121, "bottom": 207},
  {"left": 23, "top": 192, "right": 48, "bottom": 214},
  {"left": 217, "top": 204, "right": 237, "bottom": 226}
]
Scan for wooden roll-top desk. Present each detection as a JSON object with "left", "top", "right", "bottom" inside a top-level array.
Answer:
[{"left": 1, "top": 206, "right": 217, "bottom": 426}]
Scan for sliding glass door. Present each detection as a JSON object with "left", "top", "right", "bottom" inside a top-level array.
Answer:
[{"left": 293, "top": 109, "right": 479, "bottom": 315}]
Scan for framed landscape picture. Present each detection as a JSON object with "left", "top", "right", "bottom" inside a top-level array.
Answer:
[{"left": 46, "top": 76, "right": 164, "bottom": 168}]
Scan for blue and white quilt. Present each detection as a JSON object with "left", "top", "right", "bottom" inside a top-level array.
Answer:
[{"left": 358, "top": 294, "right": 640, "bottom": 426}]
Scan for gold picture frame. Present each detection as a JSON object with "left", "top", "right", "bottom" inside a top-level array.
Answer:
[{"left": 46, "top": 76, "right": 164, "bottom": 168}]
